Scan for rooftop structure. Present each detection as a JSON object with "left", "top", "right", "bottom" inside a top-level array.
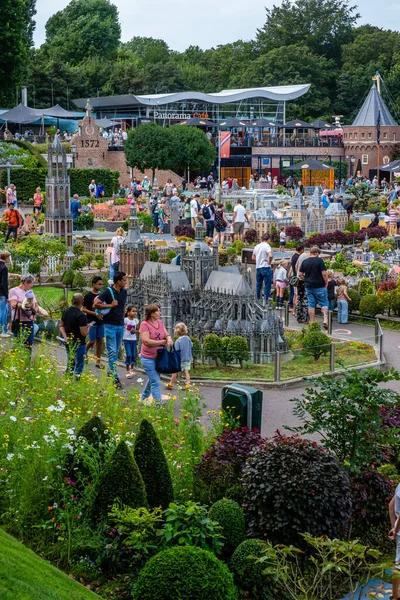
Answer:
[{"left": 352, "top": 84, "right": 397, "bottom": 127}]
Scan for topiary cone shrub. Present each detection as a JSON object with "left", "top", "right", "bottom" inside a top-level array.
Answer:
[
  {"left": 230, "top": 538, "right": 272, "bottom": 598},
  {"left": 358, "top": 277, "right": 374, "bottom": 297},
  {"left": 209, "top": 498, "right": 245, "bottom": 557},
  {"left": 134, "top": 418, "right": 174, "bottom": 509},
  {"left": 93, "top": 441, "right": 147, "bottom": 520},
  {"left": 194, "top": 426, "right": 263, "bottom": 504},
  {"left": 241, "top": 433, "right": 352, "bottom": 547},
  {"left": 76, "top": 416, "right": 110, "bottom": 446},
  {"left": 132, "top": 546, "right": 237, "bottom": 600}
]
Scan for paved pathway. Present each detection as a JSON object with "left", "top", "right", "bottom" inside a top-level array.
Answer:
[{"left": 22, "top": 312, "right": 398, "bottom": 438}]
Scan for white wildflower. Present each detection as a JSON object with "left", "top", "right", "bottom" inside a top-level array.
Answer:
[
  {"left": 6, "top": 454, "right": 14, "bottom": 461},
  {"left": 9, "top": 416, "right": 17, "bottom": 422}
]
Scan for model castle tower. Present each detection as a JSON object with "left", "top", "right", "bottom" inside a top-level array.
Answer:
[
  {"left": 181, "top": 222, "right": 218, "bottom": 288},
  {"left": 119, "top": 203, "right": 149, "bottom": 280},
  {"left": 44, "top": 136, "right": 73, "bottom": 247}
]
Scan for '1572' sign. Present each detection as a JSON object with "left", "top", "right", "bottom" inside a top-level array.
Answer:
[{"left": 80, "top": 140, "right": 100, "bottom": 147}]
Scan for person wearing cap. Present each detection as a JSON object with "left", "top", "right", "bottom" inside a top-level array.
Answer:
[{"left": 299, "top": 246, "right": 329, "bottom": 328}]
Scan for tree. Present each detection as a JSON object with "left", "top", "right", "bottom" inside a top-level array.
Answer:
[
  {"left": 16, "top": 235, "right": 67, "bottom": 284},
  {"left": 203, "top": 334, "right": 222, "bottom": 366},
  {"left": 302, "top": 322, "right": 330, "bottom": 361},
  {"left": 124, "top": 123, "right": 172, "bottom": 182},
  {"left": 43, "top": 0, "right": 121, "bottom": 66},
  {"left": 168, "top": 126, "right": 216, "bottom": 176},
  {"left": 72, "top": 271, "right": 87, "bottom": 290},
  {"left": 227, "top": 336, "right": 249, "bottom": 368},
  {"left": 256, "top": 0, "right": 359, "bottom": 65},
  {"left": 0, "top": 0, "right": 36, "bottom": 107},
  {"left": 72, "top": 242, "right": 85, "bottom": 257},
  {"left": 290, "top": 368, "right": 400, "bottom": 471},
  {"left": 61, "top": 269, "right": 75, "bottom": 288},
  {"left": 134, "top": 419, "right": 174, "bottom": 510},
  {"left": 80, "top": 252, "right": 93, "bottom": 269}
]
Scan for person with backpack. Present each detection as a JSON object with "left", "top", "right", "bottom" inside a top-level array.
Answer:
[
  {"left": 93, "top": 271, "right": 128, "bottom": 389},
  {"left": 3, "top": 204, "right": 23, "bottom": 242},
  {"left": 202, "top": 196, "right": 215, "bottom": 238}
]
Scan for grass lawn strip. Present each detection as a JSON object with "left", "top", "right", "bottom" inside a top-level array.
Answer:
[{"left": 0, "top": 528, "right": 101, "bottom": 600}]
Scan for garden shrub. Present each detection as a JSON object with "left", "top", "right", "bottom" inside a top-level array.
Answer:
[
  {"left": 133, "top": 546, "right": 237, "bottom": 600},
  {"left": 285, "top": 226, "right": 303, "bottom": 241},
  {"left": 220, "top": 336, "right": 231, "bottom": 365},
  {"left": 165, "top": 250, "right": 176, "bottom": 260},
  {"left": 230, "top": 538, "right": 271, "bottom": 598},
  {"left": 175, "top": 225, "right": 195, "bottom": 238},
  {"left": 359, "top": 294, "right": 382, "bottom": 317},
  {"left": 93, "top": 441, "right": 147, "bottom": 520},
  {"left": 209, "top": 498, "right": 245, "bottom": 556},
  {"left": 227, "top": 336, "right": 249, "bottom": 367},
  {"left": 347, "top": 288, "right": 361, "bottom": 312},
  {"left": 244, "top": 228, "right": 257, "bottom": 244},
  {"left": 203, "top": 334, "right": 222, "bottom": 366},
  {"left": 241, "top": 434, "right": 352, "bottom": 547},
  {"left": 76, "top": 416, "right": 110, "bottom": 447},
  {"left": 68, "top": 168, "right": 120, "bottom": 197},
  {"left": 134, "top": 419, "right": 174, "bottom": 510},
  {"left": 350, "top": 471, "right": 394, "bottom": 550},
  {"left": 161, "top": 501, "right": 224, "bottom": 554},
  {"left": 73, "top": 213, "right": 94, "bottom": 230},
  {"left": 149, "top": 249, "right": 159, "bottom": 262},
  {"left": 302, "top": 322, "right": 330, "bottom": 361},
  {"left": 218, "top": 251, "right": 228, "bottom": 266},
  {"left": 72, "top": 272, "right": 87, "bottom": 290},
  {"left": 358, "top": 278, "right": 373, "bottom": 297},
  {"left": 137, "top": 211, "right": 153, "bottom": 231},
  {"left": 194, "top": 426, "right": 262, "bottom": 503}
]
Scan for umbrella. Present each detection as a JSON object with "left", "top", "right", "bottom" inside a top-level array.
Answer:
[
  {"left": 377, "top": 159, "right": 400, "bottom": 171},
  {"left": 174, "top": 117, "right": 218, "bottom": 127},
  {"left": 311, "top": 119, "right": 332, "bottom": 129},
  {"left": 284, "top": 119, "right": 315, "bottom": 128},
  {"left": 95, "top": 118, "right": 121, "bottom": 128},
  {"left": 250, "top": 118, "right": 282, "bottom": 128},
  {"left": 284, "top": 159, "right": 332, "bottom": 170},
  {"left": 219, "top": 117, "right": 248, "bottom": 127}
]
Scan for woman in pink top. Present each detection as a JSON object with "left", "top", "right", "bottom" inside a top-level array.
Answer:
[
  {"left": 139, "top": 303, "right": 173, "bottom": 405},
  {"left": 9, "top": 274, "right": 38, "bottom": 349}
]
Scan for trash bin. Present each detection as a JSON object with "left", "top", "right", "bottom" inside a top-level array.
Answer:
[{"left": 221, "top": 384, "right": 263, "bottom": 431}]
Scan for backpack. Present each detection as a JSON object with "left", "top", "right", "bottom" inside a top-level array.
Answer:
[{"left": 202, "top": 205, "right": 212, "bottom": 220}]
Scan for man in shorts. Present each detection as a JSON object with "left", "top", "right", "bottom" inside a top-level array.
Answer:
[
  {"left": 232, "top": 199, "right": 249, "bottom": 242},
  {"left": 299, "top": 246, "right": 329, "bottom": 328},
  {"left": 82, "top": 275, "right": 105, "bottom": 369},
  {"left": 389, "top": 483, "right": 400, "bottom": 599}
]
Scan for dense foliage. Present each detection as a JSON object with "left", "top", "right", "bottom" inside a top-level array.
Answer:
[
  {"left": 133, "top": 546, "right": 237, "bottom": 600},
  {"left": 230, "top": 538, "right": 271, "bottom": 598},
  {"left": 241, "top": 434, "right": 352, "bottom": 546},
  {"left": 68, "top": 168, "right": 119, "bottom": 197},
  {"left": 208, "top": 498, "right": 245, "bottom": 556},
  {"left": 302, "top": 322, "right": 330, "bottom": 361},
  {"left": 194, "top": 427, "right": 262, "bottom": 503},
  {"left": 350, "top": 471, "right": 393, "bottom": 545}
]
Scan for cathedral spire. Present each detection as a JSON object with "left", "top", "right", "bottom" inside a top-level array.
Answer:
[{"left": 126, "top": 202, "right": 141, "bottom": 245}]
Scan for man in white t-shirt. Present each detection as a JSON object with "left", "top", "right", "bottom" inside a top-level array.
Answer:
[
  {"left": 88, "top": 180, "right": 96, "bottom": 197},
  {"left": 252, "top": 233, "right": 273, "bottom": 301},
  {"left": 190, "top": 194, "right": 200, "bottom": 229},
  {"left": 232, "top": 199, "right": 249, "bottom": 241}
]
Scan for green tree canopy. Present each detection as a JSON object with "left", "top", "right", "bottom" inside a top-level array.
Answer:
[
  {"left": 168, "top": 126, "right": 216, "bottom": 175},
  {"left": 124, "top": 123, "right": 172, "bottom": 181},
  {"left": 16, "top": 236, "right": 67, "bottom": 283},
  {"left": 43, "top": 0, "right": 121, "bottom": 65}
]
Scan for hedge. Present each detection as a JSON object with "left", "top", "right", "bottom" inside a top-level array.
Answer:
[
  {"left": 2, "top": 140, "right": 48, "bottom": 169},
  {"left": 0, "top": 168, "right": 46, "bottom": 203},
  {"left": 68, "top": 168, "right": 120, "bottom": 197}
]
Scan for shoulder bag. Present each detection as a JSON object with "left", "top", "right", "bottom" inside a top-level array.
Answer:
[{"left": 156, "top": 344, "right": 181, "bottom": 374}]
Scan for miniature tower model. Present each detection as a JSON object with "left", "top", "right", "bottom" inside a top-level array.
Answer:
[
  {"left": 119, "top": 203, "right": 150, "bottom": 280},
  {"left": 44, "top": 136, "right": 73, "bottom": 248}
]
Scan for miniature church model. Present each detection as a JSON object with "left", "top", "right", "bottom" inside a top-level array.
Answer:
[{"left": 44, "top": 136, "right": 73, "bottom": 248}]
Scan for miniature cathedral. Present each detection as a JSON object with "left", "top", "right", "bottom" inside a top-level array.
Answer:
[{"left": 44, "top": 136, "right": 73, "bottom": 248}]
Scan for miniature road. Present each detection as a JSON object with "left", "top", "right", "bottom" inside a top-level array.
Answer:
[{"left": 24, "top": 314, "right": 400, "bottom": 439}]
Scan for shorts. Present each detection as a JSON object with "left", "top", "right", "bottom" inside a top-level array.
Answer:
[
  {"left": 233, "top": 222, "right": 244, "bottom": 234},
  {"left": 181, "top": 361, "right": 191, "bottom": 371},
  {"left": 396, "top": 535, "right": 400, "bottom": 568},
  {"left": 88, "top": 324, "right": 105, "bottom": 341},
  {"left": 280, "top": 242, "right": 286, "bottom": 247},
  {"left": 215, "top": 227, "right": 226, "bottom": 233},
  {"left": 275, "top": 281, "right": 287, "bottom": 289},
  {"left": 305, "top": 287, "right": 329, "bottom": 309}
]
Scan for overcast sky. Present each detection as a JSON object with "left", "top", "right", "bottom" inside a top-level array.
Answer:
[{"left": 34, "top": 0, "right": 400, "bottom": 51}]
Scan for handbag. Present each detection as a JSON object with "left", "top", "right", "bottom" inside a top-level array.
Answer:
[
  {"left": 289, "top": 275, "right": 299, "bottom": 287},
  {"left": 95, "top": 287, "right": 115, "bottom": 317},
  {"left": 11, "top": 307, "right": 22, "bottom": 334},
  {"left": 155, "top": 345, "right": 181, "bottom": 374}
]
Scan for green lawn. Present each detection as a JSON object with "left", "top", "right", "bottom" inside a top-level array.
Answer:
[
  {"left": 191, "top": 342, "right": 377, "bottom": 381},
  {"left": 0, "top": 528, "right": 100, "bottom": 600},
  {"left": 33, "top": 286, "right": 74, "bottom": 303}
]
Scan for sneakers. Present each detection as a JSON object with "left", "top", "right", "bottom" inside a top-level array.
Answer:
[
  {"left": 165, "top": 383, "right": 173, "bottom": 389},
  {"left": 95, "top": 362, "right": 105, "bottom": 370},
  {"left": 0, "top": 332, "right": 11, "bottom": 338},
  {"left": 114, "top": 377, "right": 123, "bottom": 389},
  {"left": 126, "top": 372, "right": 133, "bottom": 379}
]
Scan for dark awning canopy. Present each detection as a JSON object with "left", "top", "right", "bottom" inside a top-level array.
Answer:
[
  {"left": 310, "top": 119, "right": 332, "bottom": 129},
  {"left": 377, "top": 159, "right": 400, "bottom": 172},
  {"left": 284, "top": 119, "right": 315, "bottom": 129},
  {"left": 250, "top": 118, "right": 282, "bottom": 127},
  {"left": 43, "top": 104, "right": 80, "bottom": 119},
  {"left": 0, "top": 103, "right": 44, "bottom": 124},
  {"left": 174, "top": 117, "right": 218, "bottom": 127},
  {"left": 284, "top": 159, "right": 332, "bottom": 170},
  {"left": 219, "top": 117, "right": 248, "bottom": 127}
]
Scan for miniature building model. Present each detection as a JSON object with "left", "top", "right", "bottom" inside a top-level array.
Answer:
[
  {"left": 128, "top": 222, "right": 288, "bottom": 363},
  {"left": 44, "top": 136, "right": 73, "bottom": 248},
  {"left": 119, "top": 203, "right": 150, "bottom": 279}
]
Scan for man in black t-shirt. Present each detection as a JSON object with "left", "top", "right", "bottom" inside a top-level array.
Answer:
[
  {"left": 82, "top": 275, "right": 104, "bottom": 369},
  {"left": 93, "top": 271, "right": 128, "bottom": 389},
  {"left": 299, "top": 246, "right": 329, "bottom": 328},
  {"left": 59, "top": 294, "right": 89, "bottom": 377}
]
